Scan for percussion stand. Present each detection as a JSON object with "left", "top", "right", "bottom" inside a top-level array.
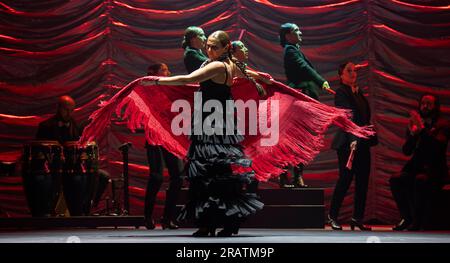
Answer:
[{"left": 118, "top": 142, "right": 132, "bottom": 215}]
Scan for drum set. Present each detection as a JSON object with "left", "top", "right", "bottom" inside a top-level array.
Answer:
[{"left": 22, "top": 140, "right": 99, "bottom": 217}]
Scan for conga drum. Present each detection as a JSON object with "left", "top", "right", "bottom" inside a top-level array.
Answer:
[
  {"left": 62, "top": 141, "right": 98, "bottom": 216},
  {"left": 22, "top": 141, "right": 63, "bottom": 217}
]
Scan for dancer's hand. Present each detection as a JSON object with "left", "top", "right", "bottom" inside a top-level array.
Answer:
[
  {"left": 350, "top": 140, "right": 357, "bottom": 151},
  {"left": 408, "top": 110, "right": 424, "bottom": 136},
  {"left": 259, "top": 75, "right": 273, "bottom": 85},
  {"left": 322, "top": 81, "right": 336, "bottom": 95}
]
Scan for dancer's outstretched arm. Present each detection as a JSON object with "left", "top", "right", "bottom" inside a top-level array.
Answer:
[{"left": 140, "top": 61, "right": 224, "bottom": 86}]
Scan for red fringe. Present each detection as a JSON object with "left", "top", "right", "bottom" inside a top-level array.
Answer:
[{"left": 80, "top": 77, "right": 374, "bottom": 182}]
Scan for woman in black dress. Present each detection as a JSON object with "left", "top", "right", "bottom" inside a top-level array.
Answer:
[{"left": 140, "top": 30, "right": 269, "bottom": 237}]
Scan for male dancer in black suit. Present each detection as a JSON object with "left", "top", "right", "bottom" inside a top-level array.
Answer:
[
  {"left": 279, "top": 23, "right": 333, "bottom": 188},
  {"left": 182, "top": 26, "right": 208, "bottom": 74}
]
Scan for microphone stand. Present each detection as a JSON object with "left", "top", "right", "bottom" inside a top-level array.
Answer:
[{"left": 118, "top": 142, "right": 132, "bottom": 215}]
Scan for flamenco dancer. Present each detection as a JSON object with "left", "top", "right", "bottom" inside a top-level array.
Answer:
[
  {"left": 182, "top": 26, "right": 208, "bottom": 74},
  {"left": 141, "top": 31, "right": 269, "bottom": 237},
  {"left": 80, "top": 31, "right": 374, "bottom": 237},
  {"left": 143, "top": 63, "right": 184, "bottom": 230},
  {"left": 279, "top": 23, "right": 335, "bottom": 188}
]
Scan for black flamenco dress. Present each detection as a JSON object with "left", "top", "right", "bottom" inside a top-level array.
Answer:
[{"left": 177, "top": 72, "right": 264, "bottom": 229}]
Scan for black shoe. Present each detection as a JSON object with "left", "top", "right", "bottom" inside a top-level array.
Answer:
[
  {"left": 293, "top": 177, "right": 308, "bottom": 188},
  {"left": 350, "top": 218, "right": 371, "bottom": 231},
  {"left": 161, "top": 220, "right": 179, "bottom": 230},
  {"left": 217, "top": 227, "right": 239, "bottom": 237},
  {"left": 144, "top": 218, "right": 155, "bottom": 230},
  {"left": 327, "top": 215, "right": 342, "bottom": 230},
  {"left": 293, "top": 166, "right": 308, "bottom": 188},
  {"left": 392, "top": 219, "right": 411, "bottom": 231},
  {"left": 407, "top": 222, "right": 422, "bottom": 231},
  {"left": 279, "top": 173, "right": 294, "bottom": 188},
  {"left": 192, "top": 227, "right": 216, "bottom": 237}
]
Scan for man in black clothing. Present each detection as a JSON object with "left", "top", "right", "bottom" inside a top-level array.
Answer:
[
  {"left": 280, "top": 23, "right": 331, "bottom": 100},
  {"left": 278, "top": 23, "right": 333, "bottom": 188},
  {"left": 36, "top": 95, "right": 80, "bottom": 143},
  {"left": 182, "top": 26, "right": 208, "bottom": 73},
  {"left": 32, "top": 96, "right": 79, "bottom": 216},
  {"left": 390, "top": 94, "right": 450, "bottom": 231},
  {"left": 35, "top": 96, "right": 109, "bottom": 216}
]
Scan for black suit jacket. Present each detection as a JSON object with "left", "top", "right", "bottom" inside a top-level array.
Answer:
[
  {"left": 331, "top": 84, "right": 377, "bottom": 150},
  {"left": 36, "top": 115, "right": 80, "bottom": 144},
  {"left": 283, "top": 44, "right": 326, "bottom": 100},
  {"left": 401, "top": 117, "right": 450, "bottom": 183},
  {"left": 183, "top": 46, "right": 208, "bottom": 74}
]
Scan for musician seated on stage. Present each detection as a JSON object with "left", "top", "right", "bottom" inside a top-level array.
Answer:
[
  {"left": 36, "top": 95, "right": 80, "bottom": 143},
  {"left": 390, "top": 94, "right": 450, "bottom": 231},
  {"left": 34, "top": 95, "right": 109, "bottom": 215}
]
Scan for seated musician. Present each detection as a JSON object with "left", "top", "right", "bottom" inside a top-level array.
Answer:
[
  {"left": 36, "top": 95, "right": 80, "bottom": 143},
  {"left": 390, "top": 94, "right": 450, "bottom": 231},
  {"left": 35, "top": 96, "right": 109, "bottom": 216}
]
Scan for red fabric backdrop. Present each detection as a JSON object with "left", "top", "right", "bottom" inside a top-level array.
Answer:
[{"left": 0, "top": 0, "right": 449, "bottom": 223}]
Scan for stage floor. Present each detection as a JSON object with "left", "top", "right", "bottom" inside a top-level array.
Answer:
[{"left": 1, "top": 227, "right": 449, "bottom": 243}]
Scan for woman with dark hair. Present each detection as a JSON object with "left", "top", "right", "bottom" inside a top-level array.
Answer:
[
  {"left": 328, "top": 62, "right": 377, "bottom": 231},
  {"left": 182, "top": 26, "right": 208, "bottom": 73},
  {"left": 230, "top": 40, "right": 260, "bottom": 194},
  {"left": 147, "top": 63, "right": 171, "bottom": 77},
  {"left": 143, "top": 63, "right": 183, "bottom": 230},
  {"left": 142, "top": 30, "right": 269, "bottom": 237},
  {"left": 231, "top": 41, "right": 248, "bottom": 62}
]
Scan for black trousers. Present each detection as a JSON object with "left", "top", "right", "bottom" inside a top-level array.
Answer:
[
  {"left": 145, "top": 145, "right": 183, "bottom": 221},
  {"left": 389, "top": 171, "right": 441, "bottom": 227},
  {"left": 329, "top": 146, "right": 371, "bottom": 221}
]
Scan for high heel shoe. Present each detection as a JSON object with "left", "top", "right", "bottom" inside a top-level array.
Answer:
[
  {"left": 293, "top": 176, "right": 308, "bottom": 188},
  {"left": 144, "top": 218, "right": 155, "bottom": 230},
  {"left": 192, "top": 227, "right": 216, "bottom": 237},
  {"left": 327, "top": 215, "right": 342, "bottom": 230},
  {"left": 392, "top": 219, "right": 411, "bottom": 231},
  {"left": 279, "top": 173, "right": 294, "bottom": 188},
  {"left": 350, "top": 218, "right": 371, "bottom": 231},
  {"left": 293, "top": 166, "right": 308, "bottom": 188},
  {"left": 161, "top": 220, "right": 179, "bottom": 230},
  {"left": 407, "top": 222, "right": 422, "bottom": 231},
  {"left": 217, "top": 227, "right": 239, "bottom": 237}
]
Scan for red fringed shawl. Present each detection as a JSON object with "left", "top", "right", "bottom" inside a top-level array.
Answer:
[{"left": 80, "top": 76, "right": 374, "bottom": 181}]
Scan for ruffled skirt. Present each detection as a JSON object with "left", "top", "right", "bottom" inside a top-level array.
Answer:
[{"left": 177, "top": 134, "right": 264, "bottom": 227}]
